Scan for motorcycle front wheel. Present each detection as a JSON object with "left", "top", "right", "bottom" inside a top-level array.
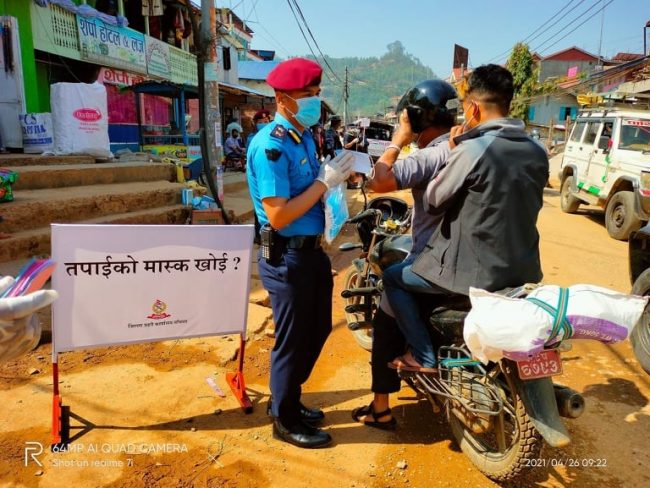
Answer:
[
  {"left": 343, "top": 267, "right": 375, "bottom": 352},
  {"left": 448, "top": 364, "right": 542, "bottom": 482}
]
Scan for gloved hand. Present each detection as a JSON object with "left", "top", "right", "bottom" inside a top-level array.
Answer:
[
  {"left": 0, "top": 276, "right": 59, "bottom": 363},
  {"left": 316, "top": 152, "right": 354, "bottom": 190}
]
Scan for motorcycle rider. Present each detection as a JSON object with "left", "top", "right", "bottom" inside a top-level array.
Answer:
[
  {"left": 352, "top": 80, "right": 458, "bottom": 428},
  {"left": 384, "top": 64, "right": 549, "bottom": 373}
]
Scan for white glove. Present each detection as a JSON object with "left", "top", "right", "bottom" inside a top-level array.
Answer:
[
  {"left": 316, "top": 152, "right": 354, "bottom": 190},
  {"left": 0, "top": 276, "right": 59, "bottom": 363}
]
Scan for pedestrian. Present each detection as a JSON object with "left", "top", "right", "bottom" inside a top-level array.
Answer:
[
  {"left": 246, "top": 58, "right": 354, "bottom": 448},
  {"left": 323, "top": 115, "right": 344, "bottom": 159},
  {"left": 246, "top": 109, "right": 271, "bottom": 149}
]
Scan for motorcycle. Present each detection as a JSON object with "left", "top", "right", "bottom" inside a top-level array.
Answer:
[{"left": 340, "top": 192, "right": 586, "bottom": 482}]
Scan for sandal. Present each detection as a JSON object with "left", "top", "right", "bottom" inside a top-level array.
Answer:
[
  {"left": 351, "top": 403, "right": 397, "bottom": 430},
  {"left": 388, "top": 354, "right": 438, "bottom": 374}
]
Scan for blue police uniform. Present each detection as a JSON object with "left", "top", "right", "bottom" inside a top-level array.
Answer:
[{"left": 247, "top": 113, "right": 333, "bottom": 427}]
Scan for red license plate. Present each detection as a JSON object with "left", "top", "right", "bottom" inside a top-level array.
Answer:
[{"left": 516, "top": 349, "right": 563, "bottom": 380}]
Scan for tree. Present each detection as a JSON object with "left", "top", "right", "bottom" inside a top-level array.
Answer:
[{"left": 506, "top": 43, "right": 538, "bottom": 120}]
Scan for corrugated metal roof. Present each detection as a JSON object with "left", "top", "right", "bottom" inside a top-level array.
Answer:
[
  {"left": 238, "top": 61, "right": 280, "bottom": 81},
  {"left": 219, "top": 81, "right": 268, "bottom": 97}
]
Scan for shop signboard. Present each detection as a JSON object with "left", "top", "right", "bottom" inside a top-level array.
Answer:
[
  {"left": 146, "top": 37, "right": 172, "bottom": 79},
  {"left": 77, "top": 15, "right": 147, "bottom": 74}
]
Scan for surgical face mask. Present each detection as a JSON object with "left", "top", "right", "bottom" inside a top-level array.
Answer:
[
  {"left": 256, "top": 122, "right": 268, "bottom": 131},
  {"left": 286, "top": 94, "right": 321, "bottom": 128}
]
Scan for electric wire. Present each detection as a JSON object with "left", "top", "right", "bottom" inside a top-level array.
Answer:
[
  {"left": 289, "top": 0, "right": 343, "bottom": 84},
  {"left": 536, "top": 0, "right": 615, "bottom": 55},
  {"left": 532, "top": 0, "right": 609, "bottom": 54},
  {"left": 486, "top": 0, "right": 583, "bottom": 63},
  {"left": 285, "top": 0, "right": 339, "bottom": 85}
]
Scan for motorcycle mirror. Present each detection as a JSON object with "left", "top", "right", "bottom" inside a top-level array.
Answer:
[{"left": 338, "top": 242, "right": 363, "bottom": 252}]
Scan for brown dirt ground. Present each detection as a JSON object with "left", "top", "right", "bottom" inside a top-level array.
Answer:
[{"left": 1, "top": 189, "right": 649, "bottom": 488}]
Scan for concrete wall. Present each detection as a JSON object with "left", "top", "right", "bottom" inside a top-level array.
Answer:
[
  {"left": 539, "top": 59, "right": 597, "bottom": 81},
  {"left": 528, "top": 94, "right": 578, "bottom": 126}
]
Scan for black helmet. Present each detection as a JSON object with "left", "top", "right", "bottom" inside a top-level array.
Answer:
[{"left": 396, "top": 80, "right": 458, "bottom": 133}]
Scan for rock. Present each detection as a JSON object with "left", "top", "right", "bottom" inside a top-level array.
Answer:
[
  {"left": 213, "top": 409, "right": 222, "bottom": 416},
  {"left": 37, "top": 356, "right": 45, "bottom": 360},
  {"left": 35, "top": 470, "right": 44, "bottom": 477},
  {"left": 396, "top": 460, "right": 408, "bottom": 470},
  {"left": 28, "top": 368, "right": 40, "bottom": 375},
  {"left": 264, "top": 326, "right": 276, "bottom": 338},
  {"left": 190, "top": 427, "right": 197, "bottom": 432}
]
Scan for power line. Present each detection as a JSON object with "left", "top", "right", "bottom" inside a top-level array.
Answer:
[
  {"left": 537, "top": 0, "right": 615, "bottom": 55},
  {"left": 287, "top": 0, "right": 343, "bottom": 84},
  {"left": 532, "top": 0, "right": 605, "bottom": 53},
  {"left": 486, "top": 0, "right": 582, "bottom": 63},
  {"left": 285, "top": 0, "right": 339, "bottom": 85}
]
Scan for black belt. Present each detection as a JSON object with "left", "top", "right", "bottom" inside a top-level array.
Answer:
[{"left": 282, "top": 235, "right": 323, "bottom": 250}]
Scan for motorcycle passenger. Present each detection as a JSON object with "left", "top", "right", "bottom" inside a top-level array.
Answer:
[
  {"left": 385, "top": 64, "right": 549, "bottom": 373},
  {"left": 247, "top": 58, "right": 354, "bottom": 448},
  {"left": 352, "top": 80, "right": 458, "bottom": 429},
  {"left": 225, "top": 128, "right": 245, "bottom": 160}
]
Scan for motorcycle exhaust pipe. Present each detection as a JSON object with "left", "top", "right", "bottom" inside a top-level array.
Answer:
[{"left": 554, "top": 385, "right": 585, "bottom": 419}]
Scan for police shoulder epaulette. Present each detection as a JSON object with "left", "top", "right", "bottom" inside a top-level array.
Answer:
[
  {"left": 270, "top": 124, "right": 287, "bottom": 140},
  {"left": 287, "top": 128, "right": 302, "bottom": 145}
]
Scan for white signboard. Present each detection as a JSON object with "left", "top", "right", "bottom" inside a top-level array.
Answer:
[{"left": 51, "top": 224, "right": 254, "bottom": 353}]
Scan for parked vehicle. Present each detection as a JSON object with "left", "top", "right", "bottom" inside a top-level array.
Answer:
[
  {"left": 365, "top": 121, "right": 394, "bottom": 161},
  {"left": 341, "top": 195, "right": 585, "bottom": 481},
  {"left": 628, "top": 224, "right": 650, "bottom": 374},
  {"left": 559, "top": 106, "right": 650, "bottom": 240}
]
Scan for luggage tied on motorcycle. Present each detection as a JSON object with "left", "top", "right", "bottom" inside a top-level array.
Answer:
[{"left": 525, "top": 287, "right": 574, "bottom": 347}]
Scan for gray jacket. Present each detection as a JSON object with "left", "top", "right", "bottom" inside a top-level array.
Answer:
[{"left": 411, "top": 118, "right": 549, "bottom": 295}]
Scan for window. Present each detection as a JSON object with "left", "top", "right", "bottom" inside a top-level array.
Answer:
[
  {"left": 528, "top": 106, "right": 536, "bottom": 121},
  {"left": 222, "top": 47, "right": 231, "bottom": 71},
  {"left": 620, "top": 120, "right": 650, "bottom": 153},
  {"left": 570, "top": 122, "right": 586, "bottom": 142},
  {"left": 583, "top": 122, "right": 601, "bottom": 146}
]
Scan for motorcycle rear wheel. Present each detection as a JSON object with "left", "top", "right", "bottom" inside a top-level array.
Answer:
[
  {"left": 343, "top": 267, "right": 374, "bottom": 352},
  {"left": 448, "top": 366, "right": 542, "bottom": 481}
]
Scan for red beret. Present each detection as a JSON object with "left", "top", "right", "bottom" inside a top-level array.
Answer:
[
  {"left": 253, "top": 109, "right": 270, "bottom": 121},
  {"left": 267, "top": 58, "right": 322, "bottom": 91}
]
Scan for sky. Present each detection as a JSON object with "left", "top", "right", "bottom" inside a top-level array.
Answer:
[{"left": 223, "top": 0, "right": 649, "bottom": 78}]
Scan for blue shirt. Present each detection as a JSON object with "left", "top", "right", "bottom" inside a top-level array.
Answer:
[{"left": 247, "top": 113, "right": 324, "bottom": 237}]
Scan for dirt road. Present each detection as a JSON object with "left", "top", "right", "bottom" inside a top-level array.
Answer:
[{"left": 1, "top": 188, "right": 649, "bottom": 488}]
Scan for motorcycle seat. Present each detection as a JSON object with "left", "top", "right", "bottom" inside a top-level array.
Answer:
[{"left": 429, "top": 296, "right": 471, "bottom": 339}]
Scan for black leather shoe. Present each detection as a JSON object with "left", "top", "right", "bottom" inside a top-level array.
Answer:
[
  {"left": 272, "top": 419, "right": 332, "bottom": 448},
  {"left": 267, "top": 397, "right": 325, "bottom": 425}
]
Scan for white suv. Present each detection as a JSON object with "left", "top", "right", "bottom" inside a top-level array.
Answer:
[{"left": 559, "top": 107, "right": 650, "bottom": 240}]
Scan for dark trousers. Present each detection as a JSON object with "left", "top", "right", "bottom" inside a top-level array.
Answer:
[
  {"left": 371, "top": 307, "right": 406, "bottom": 394},
  {"left": 258, "top": 248, "right": 333, "bottom": 426}
]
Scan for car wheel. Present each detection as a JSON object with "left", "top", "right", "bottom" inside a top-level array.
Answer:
[
  {"left": 560, "top": 176, "right": 581, "bottom": 213},
  {"left": 631, "top": 268, "right": 650, "bottom": 375},
  {"left": 605, "top": 191, "right": 641, "bottom": 240}
]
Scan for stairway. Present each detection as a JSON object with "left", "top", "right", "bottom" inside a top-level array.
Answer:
[{"left": 0, "top": 156, "right": 191, "bottom": 264}]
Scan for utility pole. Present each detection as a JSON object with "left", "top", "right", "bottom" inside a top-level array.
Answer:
[
  {"left": 597, "top": 0, "right": 605, "bottom": 67},
  {"left": 197, "top": 0, "right": 229, "bottom": 222},
  {"left": 343, "top": 66, "right": 349, "bottom": 127}
]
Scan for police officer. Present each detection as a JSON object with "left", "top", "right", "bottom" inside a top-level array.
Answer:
[{"left": 247, "top": 58, "right": 354, "bottom": 448}]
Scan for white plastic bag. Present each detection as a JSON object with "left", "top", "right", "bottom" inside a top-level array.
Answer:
[
  {"left": 463, "top": 285, "right": 648, "bottom": 364},
  {"left": 323, "top": 182, "right": 348, "bottom": 244},
  {"left": 50, "top": 82, "right": 111, "bottom": 158}
]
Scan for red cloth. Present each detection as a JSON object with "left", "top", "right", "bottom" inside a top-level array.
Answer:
[{"left": 266, "top": 58, "right": 322, "bottom": 91}]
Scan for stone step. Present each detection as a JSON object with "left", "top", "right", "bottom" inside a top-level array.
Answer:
[
  {"left": 12, "top": 162, "right": 176, "bottom": 190},
  {"left": 0, "top": 204, "right": 191, "bottom": 263},
  {"left": 0, "top": 181, "right": 187, "bottom": 234},
  {"left": 0, "top": 154, "right": 96, "bottom": 167}
]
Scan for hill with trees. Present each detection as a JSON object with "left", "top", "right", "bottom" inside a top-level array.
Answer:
[{"left": 314, "top": 41, "right": 438, "bottom": 119}]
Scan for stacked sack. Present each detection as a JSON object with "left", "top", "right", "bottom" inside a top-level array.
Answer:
[{"left": 464, "top": 285, "right": 648, "bottom": 364}]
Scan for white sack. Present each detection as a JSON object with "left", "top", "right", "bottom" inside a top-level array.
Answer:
[
  {"left": 50, "top": 82, "right": 111, "bottom": 158},
  {"left": 464, "top": 285, "right": 648, "bottom": 364}
]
